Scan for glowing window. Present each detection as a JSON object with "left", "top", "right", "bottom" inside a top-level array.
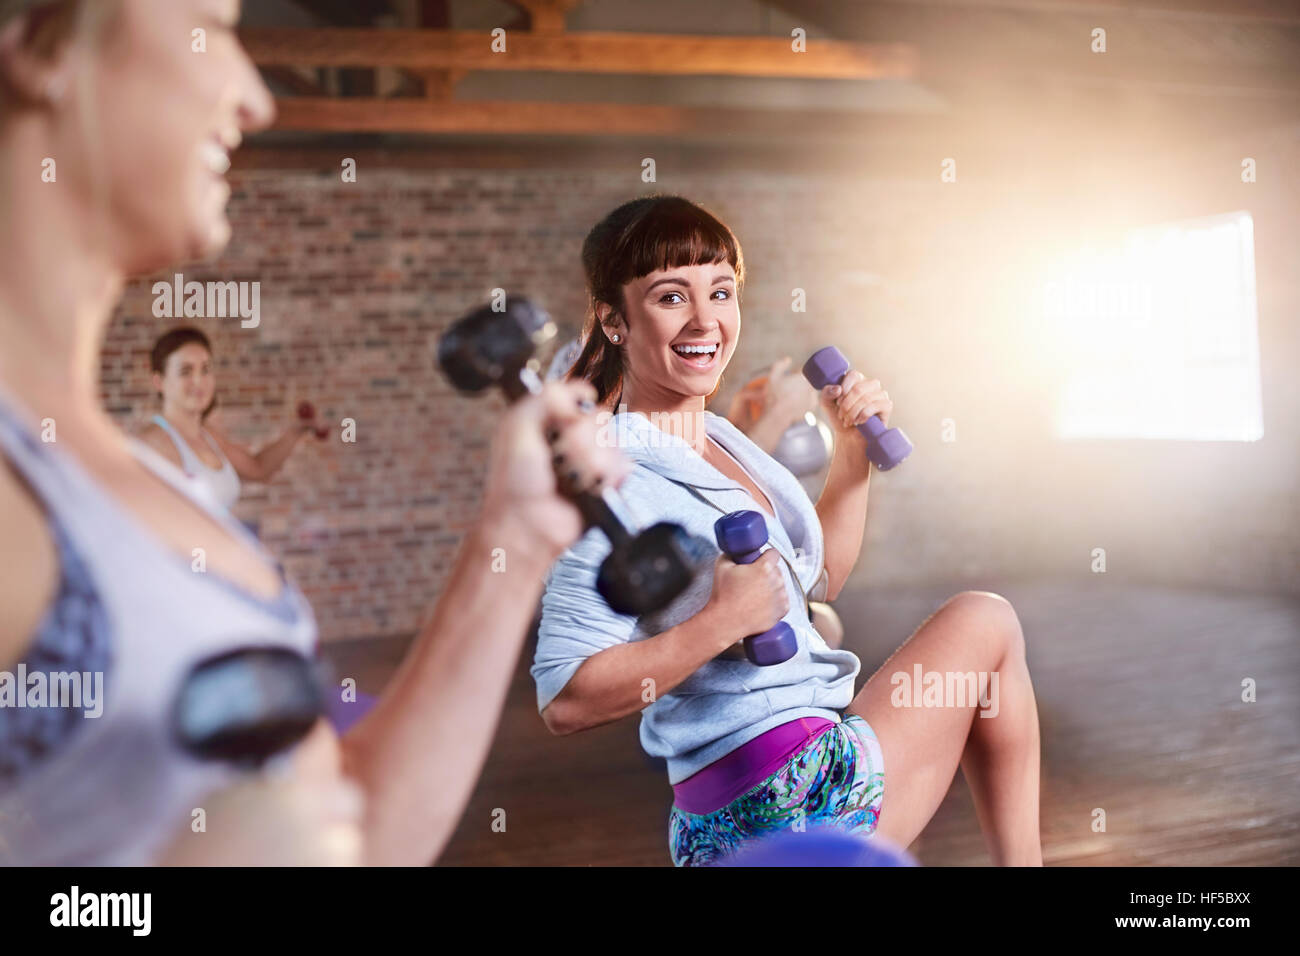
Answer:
[{"left": 1046, "top": 211, "right": 1262, "bottom": 441}]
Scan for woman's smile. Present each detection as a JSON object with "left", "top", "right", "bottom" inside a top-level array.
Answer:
[
  {"left": 199, "top": 138, "right": 232, "bottom": 179},
  {"left": 669, "top": 339, "right": 722, "bottom": 371}
]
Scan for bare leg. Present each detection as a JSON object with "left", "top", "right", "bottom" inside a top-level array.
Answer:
[{"left": 847, "top": 591, "right": 1042, "bottom": 865}]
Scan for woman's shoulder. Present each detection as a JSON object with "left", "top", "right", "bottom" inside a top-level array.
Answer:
[{"left": 136, "top": 421, "right": 183, "bottom": 466}]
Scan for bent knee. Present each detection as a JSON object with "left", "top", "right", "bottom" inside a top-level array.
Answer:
[{"left": 943, "top": 590, "right": 1025, "bottom": 661}]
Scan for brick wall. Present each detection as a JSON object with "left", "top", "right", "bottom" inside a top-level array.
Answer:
[{"left": 103, "top": 143, "right": 1299, "bottom": 642}]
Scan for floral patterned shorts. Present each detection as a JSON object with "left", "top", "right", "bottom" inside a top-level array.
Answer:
[{"left": 668, "top": 714, "right": 886, "bottom": 867}]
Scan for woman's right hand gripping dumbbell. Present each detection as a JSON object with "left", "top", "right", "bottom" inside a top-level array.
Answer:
[{"left": 704, "top": 549, "right": 791, "bottom": 657}]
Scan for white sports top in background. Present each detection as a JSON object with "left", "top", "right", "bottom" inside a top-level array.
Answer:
[{"left": 150, "top": 413, "right": 242, "bottom": 512}]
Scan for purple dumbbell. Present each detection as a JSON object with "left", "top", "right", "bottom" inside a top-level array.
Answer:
[
  {"left": 714, "top": 510, "right": 798, "bottom": 666},
  {"left": 802, "top": 346, "right": 913, "bottom": 471}
]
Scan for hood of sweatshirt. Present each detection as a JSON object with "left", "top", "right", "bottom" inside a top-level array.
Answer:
[{"left": 599, "top": 407, "right": 826, "bottom": 597}]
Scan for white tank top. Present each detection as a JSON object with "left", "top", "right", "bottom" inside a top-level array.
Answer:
[
  {"left": 0, "top": 384, "right": 317, "bottom": 865},
  {"left": 150, "top": 414, "right": 242, "bottom": 512}
]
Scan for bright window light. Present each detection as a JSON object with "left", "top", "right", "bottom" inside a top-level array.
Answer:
[{"left": 1045, "top": 211, "right": 1263, "bottom": 441}]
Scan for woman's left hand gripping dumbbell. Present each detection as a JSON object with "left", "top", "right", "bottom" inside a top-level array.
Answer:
[
  {"left": 818, "top": 370, "right": 894, "bottom": 438},
  {"left": 481, "top": 382, "right": 631, "bottom": 563}
]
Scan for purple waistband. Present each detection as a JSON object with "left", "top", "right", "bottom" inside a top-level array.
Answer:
[{"left": 672, "top": 717, "right": 835, "bottom": 815}]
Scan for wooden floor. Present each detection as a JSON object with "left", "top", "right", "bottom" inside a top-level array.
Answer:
[{"left": 322, "top": 579, "right": 1300, "bottom": 866}]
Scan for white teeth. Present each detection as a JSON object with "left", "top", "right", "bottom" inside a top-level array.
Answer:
[
  {"left": 672, "top": 344, "right": 717, "bottom": 355},
  {"left": 200, "top": 140, "right": 231, "bottom": 176}
]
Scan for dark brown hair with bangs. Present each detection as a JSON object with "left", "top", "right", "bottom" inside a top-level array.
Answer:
[{"left": 569, "top": 195, "right": 745, "bottom": 407}]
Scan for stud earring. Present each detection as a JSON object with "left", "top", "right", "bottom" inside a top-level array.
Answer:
[{"left": 610, "top": 333, "right": 621, "bottom": 344}]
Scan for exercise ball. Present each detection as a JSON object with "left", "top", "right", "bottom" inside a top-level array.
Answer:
[{"left": 718, "top": 827, "right": 917, "bottom": 867}]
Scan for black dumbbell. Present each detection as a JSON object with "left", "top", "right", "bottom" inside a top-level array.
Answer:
[
  {"left": 438, "top": 295, "right": 710, "bottom": 616},
  {"left": 172, "top": 647, "right": 328, "bottom": 766}
]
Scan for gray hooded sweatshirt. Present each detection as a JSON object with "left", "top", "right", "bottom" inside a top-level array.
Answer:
[{"left": 532, "top": 408, "right": 860, "bottom": 784}]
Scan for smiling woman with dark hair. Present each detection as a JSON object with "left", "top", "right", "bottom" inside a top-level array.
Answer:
[{"left": 535, "top": 194, "right": 1044, "bottom": 867}]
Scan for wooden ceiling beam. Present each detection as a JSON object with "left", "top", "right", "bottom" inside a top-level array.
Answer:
[
  {"left": 267, "top": 97, "right": 931, "bottom": 137},
  {"left": 239, "top": 28, "right": 918, "bottom": 80},
  {"left": 262, "top": 65, "right": 328, "bottom": 97},
  {"left": 857, "top": 0, "right": 1300, "bottom": 27},
  {"left": 259, "top": 92, "right": 1280, "bottom": 167}
]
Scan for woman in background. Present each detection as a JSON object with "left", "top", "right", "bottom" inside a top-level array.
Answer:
[{"left": 138, "top": 325, "right": 323, "bottom": 513}]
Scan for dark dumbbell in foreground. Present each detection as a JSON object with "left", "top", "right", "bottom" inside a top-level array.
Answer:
[
  {"left": 802, "top": 346, "right": 913, "bottom": 471},
  {"left": 714, "top": 510, "right": 798, "bottom": 666},
  {"left": 172, "top": 647, "right": 328, "bottom": 767},
  {"left": 438, "top": 295, "right": 711, "bottom": 616}
]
